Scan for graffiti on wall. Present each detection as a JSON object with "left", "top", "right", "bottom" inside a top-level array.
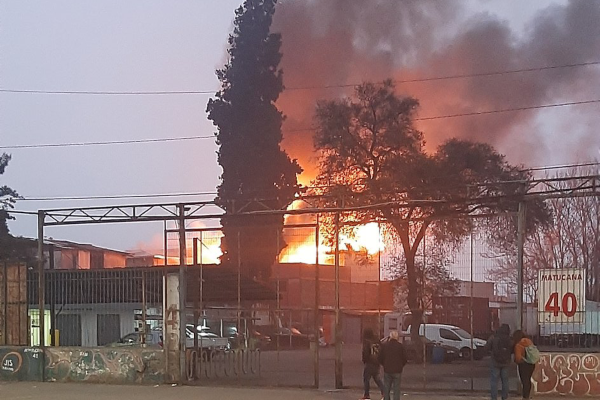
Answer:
[
  {"left": 533, "top": 353, "right": 600, "bottom": 396},
  {"left": 45, "top": 347, "right": 164, "bottom": 384}
]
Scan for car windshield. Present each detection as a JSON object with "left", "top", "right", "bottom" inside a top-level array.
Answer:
[{"left": 453, "top": 328, "right": 472, "bottom": 339}]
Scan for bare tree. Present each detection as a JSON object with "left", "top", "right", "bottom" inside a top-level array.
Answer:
[{"left": 488, "top": 167, "right": 600, "bottom": 302}]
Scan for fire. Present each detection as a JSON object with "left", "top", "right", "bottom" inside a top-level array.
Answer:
[
  {"left": 280, "top": 242, "right": 332, "bottom": 265},
  {"left": 279, "top": 222, "right": 385, "bottom": 265},
  {"left": 341, "top": 222, "right": 385, "bottom": 255}
]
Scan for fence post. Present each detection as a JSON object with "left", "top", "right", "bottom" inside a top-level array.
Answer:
[
  {"left": 334, "top": 211, "right": 343, "bottom": 389},
  {"left": 313, "top": 217, "right": 320, "bottom": 389},
  {"left": 516, "top": 201, "right": 527, "bottom": 331},
  {"left": 37, "top": 210, "right": 45, "bottom": 350},
  {"left": 178, "top": 204, "right": 187, "bottom": 384}
]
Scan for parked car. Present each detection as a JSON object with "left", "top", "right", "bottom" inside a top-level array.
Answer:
[
  {"left": 405, "top": 324, "right": 487, "bottom": 360},
  {"left": 108, "top": 330, "right": 162, "bottom": 348},
  {"left": 185, "top": 324, "right": 230, "bottom": 350},
  {"left": 254, "top": 325, "right": 310, "bottom": 349},
  {"left": 384, "top": 331, "right": 458, "bottom": 363}
]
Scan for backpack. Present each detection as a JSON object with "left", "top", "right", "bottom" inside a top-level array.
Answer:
[
  {"left": 524, "top": 344, "right": 540, "bottom": 364},
  {"left": 370, "top": 342, "right": 381, "bottom": 364},
  {"left": 492, "top": 335, "right": 512, "bottom": 364}
]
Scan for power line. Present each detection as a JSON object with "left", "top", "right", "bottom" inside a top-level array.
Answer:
[
  {"left": 1, "top": 99, "right": 598, "bottom": 150},
  {"left": 0, "top": 135, "right": 214, "bottom": 149},
  {"left": 414, "top": 99, "right": 600, "bottom": 121},
  {"left": 1, "top": 61, "right": 598, "bottom": 96},
  {"left": 287, "top": 61, "right": 600, "bottom": 90}
]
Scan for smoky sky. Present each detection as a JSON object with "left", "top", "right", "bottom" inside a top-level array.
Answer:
[{"left": 273, "top": 0, "right": 600, "bottom": 181}]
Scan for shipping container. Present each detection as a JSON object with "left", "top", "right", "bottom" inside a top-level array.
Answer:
[{"left": 432, "top": 296, "right": 491, "bottom": 337}]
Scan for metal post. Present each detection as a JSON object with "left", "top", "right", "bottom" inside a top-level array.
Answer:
[
  {"left": 421, "top": 228, "right": 426, "bottom": 391},
  {"left": 377, "top": 221, "right": 382, "bottom": 337},
  {"left": 37, "top": 210, "right": 45, "bottom": 348},
  {"left": 142, "top": 270, "right": 147, "bottom": 345},
  {"left": 516, "top": 201, "right": 527, "bottom": 331},
  {"left": 177, "top": 204, "right": 187, "bottom": 383},
  {"left": 199, "top": 234, "right": 204, "bottom": 381},
  {"left": 313, "top": 216, "right": 320, "bottom": 389},
  {"left": 49, "top": 244, "right": 56, "bottom": 346},
  {"left": 237, "top": 230, "right": 242, "bottom": 344},
  {"left": 276, "top": 229, "right": 280, "bottom": 369},
  {"left": 193, "top": 238, "right": 199, "bottom": 352},
  {"left": 164, "top": 220, "right": 168, "bottom": 266},
  {"left": 470, "top": 229, "right": 474, "bottom": 390},
  {"left": 334, "top": 211, "right": 343, "bottom": 389}
]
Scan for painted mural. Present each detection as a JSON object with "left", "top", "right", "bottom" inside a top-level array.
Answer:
[
  {"left": 533, "top": 353, "right": 600, "bottom": 396},
  {"left": 44, "top": 347, "right": 164, "bottom": 384}
]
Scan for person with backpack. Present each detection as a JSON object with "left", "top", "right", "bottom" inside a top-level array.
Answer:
[
  {"left": 513, "top": 329, "right": 539, "bottom": 399},
  {"left": 484, "top": 324, "right": 512, "bottom": 400},
  {"left": 360, "top": 328, "right": 385, "bottom": 400},
  {"left": 378, "top": 330, "right": 408, "bottom": 400}
]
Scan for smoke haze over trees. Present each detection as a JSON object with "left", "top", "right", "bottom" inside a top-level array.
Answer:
[
  {"left": 312, "top": 81, "right": 548, "bottom": 353},
  {"left": 273, "top": 0, "right": 600, "bottom": 183},
  {"left": 207, "top": 0, "right": 301, "bottom": 279}
]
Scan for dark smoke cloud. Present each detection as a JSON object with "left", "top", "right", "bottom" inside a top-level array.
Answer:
[{"left": 273, "top": 0, "right": 600, "bottom": 180}]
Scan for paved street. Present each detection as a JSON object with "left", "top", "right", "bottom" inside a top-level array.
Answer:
[
  {"left": 0, "top": 381, "right": 572, "bottom": 400},
  {"left": 226, "top": 345, "right": 517, "bottom": 391}
]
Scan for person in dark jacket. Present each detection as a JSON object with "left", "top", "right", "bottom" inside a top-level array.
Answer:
[
  {"left": 361, "top": 328, "right": 385, "bottom": 400},
  {"left": 378, "top": 330, "right": 407, "bottom": 400},
  {"left": 484, "top": 324, "right": 512, "bottom": 400}
]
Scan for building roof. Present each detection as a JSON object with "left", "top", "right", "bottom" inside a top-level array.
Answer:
[{"left": 45, "top": 239, "right": 131, "bottom": 256}]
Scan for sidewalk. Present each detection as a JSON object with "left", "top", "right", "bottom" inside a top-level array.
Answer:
[{"left": 0, "top": 382, "right": 570, "bottom": 400}]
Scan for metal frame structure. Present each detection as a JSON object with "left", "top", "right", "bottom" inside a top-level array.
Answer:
[{"left": 34, "top": 174, "right": 600, "bottom": 386}]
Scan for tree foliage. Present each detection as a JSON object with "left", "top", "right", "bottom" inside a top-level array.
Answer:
[
  {"left": 312, "top": 81, "right": 547, "bottom": 349},
  {"left": 207, "top": 0, "right": 301, "bottom": 279},
  {"left": 0, "top": 153, "right": 23, "bottom": 262},
  {"left": 0, "top": 153, "right": 18, "bottom": 235}
]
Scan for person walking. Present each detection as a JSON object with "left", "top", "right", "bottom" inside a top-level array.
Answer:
[
  {"left": 378, "top": 330, "right": 407, "bottom": 400},
  {"left": 360, "top": 328, "right": 385, "bottom": 400},
  {"left": 513, "top": 330, "right": 539, "bottom": 399},
  {"left": 485, "top": 324, "right": 512, "bottom": 400}
]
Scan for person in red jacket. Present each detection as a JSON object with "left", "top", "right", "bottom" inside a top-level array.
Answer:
[{"left": 513, "top": 330, "right": 536, "bottom": 399}]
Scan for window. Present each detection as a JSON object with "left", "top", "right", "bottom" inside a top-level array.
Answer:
[
  {"left": 439, "top": 328, "right": 461, "bottom": 341},
  {"left": 453, "top": 328, "right": 472, "bottom": 339}
]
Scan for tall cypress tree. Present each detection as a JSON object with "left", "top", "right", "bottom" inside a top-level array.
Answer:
[
  {"left": 0, "top": 153, "right": 22, "bottom": 262},
  {"left": 207, "top": 0, "right": 301, "bottom": 280}
]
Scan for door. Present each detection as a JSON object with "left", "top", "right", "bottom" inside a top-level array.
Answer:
[
  {"left": 97, "top": 314, "right": 121, "bottom": 346},
  {"left": 56, "top": 314, "right": 82, "bottom": 346}
]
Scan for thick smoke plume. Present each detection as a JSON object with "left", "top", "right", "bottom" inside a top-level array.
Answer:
[{"left": 273, "top": 0, "right": 600, "bottom": 182}]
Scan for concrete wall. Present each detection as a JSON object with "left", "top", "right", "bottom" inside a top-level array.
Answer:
[
  {"left": 44, "top": 347, "right": 164, "bottom": 384},
  {"left": 1, "top": 346, "right": 164, "bottom": 384},
  {"left": 533, "top": 353, "right": 600, "bottom": 396}
]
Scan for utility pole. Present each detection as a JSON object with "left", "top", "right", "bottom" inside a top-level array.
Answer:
[{"left": 516, "top": 201, "right": 527, "bottom": 331}]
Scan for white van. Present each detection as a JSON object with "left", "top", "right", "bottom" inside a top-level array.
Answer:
[{"left": 404, "top": 323, "right": 487, "bottom": 360}]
